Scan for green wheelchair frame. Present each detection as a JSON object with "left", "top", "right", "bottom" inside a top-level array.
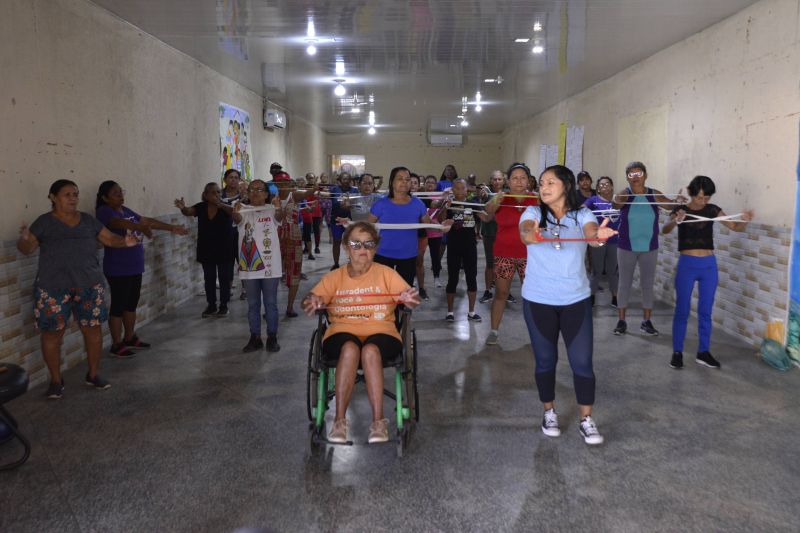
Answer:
[{"left": 306, "top": 307, "right": 419, "bottom": 457}]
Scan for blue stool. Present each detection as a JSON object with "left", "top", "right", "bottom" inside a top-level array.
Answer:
[{"left": 0, "top": 363, "right": 31, "bottom": 470}]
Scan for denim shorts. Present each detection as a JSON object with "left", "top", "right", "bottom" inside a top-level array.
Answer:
[{"left": 33, "top": 284, "right": 108, "bottom": 331}]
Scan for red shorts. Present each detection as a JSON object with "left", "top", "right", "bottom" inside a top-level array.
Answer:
[{"left": 493, "top": 256, "right": 526, "bottom": 281}]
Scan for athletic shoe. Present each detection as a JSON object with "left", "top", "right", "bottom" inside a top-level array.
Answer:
[
  {"left": 445, "top": 313, "right": 455, "bottom": 322},
  {"left": 486, "top": 330, "right": 499, "bottom": 345},
  {"left": 216, "top": 305, "right": 229, "bottom": 317},
  {"left": 300, "top": 273, "right": 309, "bottom": 280},
  {"left": 670, "top": 351, "right": 684, "bottom": 369},
  {"left": 506, "top": 294, "right": 517, "bottom": 304},
  {"left": 123, "top": 336, "right": 150, "bottom": 349},
  {"left": 368, "top": 418, "right": 390, "bottom": 444},
  {"left": 266, "top": 336, "right": 280, "bottom": 352},
  {"left": 307, "top": 254, "right": 316, "bottom": 260},
  {"left": 202, "top": 304, "right": 217, "bottom": 318},
  {"left": 45, "top": 380, "right": 64, "bottom": 400},
  {"left": 696, "top": 351, "right": 721, "bottom": 369},
  {"left": 109, "top": 343, "right": 136, "bottom": 358},
  {"left": 640, "top": 320, "right": 659, "bottom": 336},
  {"left": 579, "top": 416, "right": 604, "bottom": 445},
  {"left": 285, "top": 310, "right": 298, "bottom": 318},
  {"left": 328, "top": 419, "right": 349, "bottom": 443},
  {"left": 613, "top": 320, "right": 627, "bottom": 335},
  {"left": 314, "top": 247, "right": 321, "bottom": 254},
  {"left": 419, "top": 288, "right": 430, "bottom": 301},
  {"left": 434, "top": 277, "right": 442, "bottom": 288},
  {"left": 541, "top": 409, "right": 561, "bottom": 437},
  {"left": 242, "top": 335, "right": 264, "bottom": 353},
  {"left": 84, "top": 373, "right": 111, "bottom": 390},
  {"left": 479, "top": 290, "right": 493, "bottom": 304},
  {"left": 239, "top": 291, "right": 247, "bottom": 300},
  {"left": 610, "top": 296, "right": 618, "bottom": 308},
  {"left": 467, "top": 312, "right": 482, "bottom": 322}
]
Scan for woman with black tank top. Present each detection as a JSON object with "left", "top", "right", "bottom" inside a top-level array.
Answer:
[{"left": 662, "top": 176, "right": 753, "bottom": 370}]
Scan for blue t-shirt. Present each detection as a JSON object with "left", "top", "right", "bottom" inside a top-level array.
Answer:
[
  {"left": 370, "top": 196, "right": 428, "bottom": 259},
  {"left": 96, "top": 205, "right": 146, "bottom": 277},
  {"left": 519, "top": 206, "right": 596, "bottom": 305},
  {"left": 436, "top": 180, "right": 453, "bottom": 192},
  {"left": 330, "top": 186, "right": 359, "bottom": 221},
  {"left": 582, "top": 195, "right": 619, "bottom": 245}
]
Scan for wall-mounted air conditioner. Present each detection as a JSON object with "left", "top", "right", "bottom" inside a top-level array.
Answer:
[
  {"left": 428, "top": 115, "right": 463, "bottom": 146},
  {"left": 428, "top": 133, "right": 463, "bottom": 146},
  {"left": 263, "top": 107, "right": 286, "bottom": 129}
]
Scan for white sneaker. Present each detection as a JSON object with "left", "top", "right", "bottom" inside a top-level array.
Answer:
[
  {"left": 434, "top": 277, "right": 442, "bottom": 288},
  {"left": 579, "top": 416, "right": 604, "bottom": 445},
  {"left": 485, "top": 330, "right": 499, "bottom": 345},
  {"left": 541, "top": 409, "right": 561, "bottom": 437}
]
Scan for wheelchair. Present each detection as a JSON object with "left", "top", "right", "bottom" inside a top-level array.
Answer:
[{"left": 306, "top": 307, "right": 418, "bottom": 457}]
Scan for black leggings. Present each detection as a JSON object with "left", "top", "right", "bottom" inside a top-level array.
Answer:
[
  {"left": 446, "top": 243, "right": 478, "bottom": 294},
  {"left": 522, "top": 297, "right": 595, "bottom": 405},
  {"left": 201, "top": 260, "right": 233, "bottom": 305},
  {"left": 375, "top": 255, "right": 416, "bottom": 286},
  {"left": 106, "top": 274, "right": 142, "bottom": 317},
  {"left": 312, "top": 217, "right": 322, "bottom": 247},
  {"left": 427, "top": 237, "right": 442, "bottom": 277}
]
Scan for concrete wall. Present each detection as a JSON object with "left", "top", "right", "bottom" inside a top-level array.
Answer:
[
  {"left": 0, "top": 0, "right": 325, "bottom": 383},
  {"left": 501, "top": 0, "right": 799, "bottom": 346},
  {"left": 325, "top": 131, "right": 503, "bottom": 181}
]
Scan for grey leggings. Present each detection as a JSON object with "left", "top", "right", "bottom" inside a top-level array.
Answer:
[
  {"left": 590, "top": 243, "right": 618, "bottom": 295},
  {"left": 617, "top": 248, "right": 658, "bottom": 309}
]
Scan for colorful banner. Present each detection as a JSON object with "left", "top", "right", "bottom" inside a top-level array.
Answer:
[
  {"left": 219, "top": 102, "right": 253, "bottom": 181},
  {"left": 787, "top": 123, "right": 800, "bottom": 364}
]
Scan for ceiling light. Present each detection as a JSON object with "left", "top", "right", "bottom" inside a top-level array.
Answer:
[
  {"left": 460, "top": 119, "right": 469, "bottom": 127},
  {"left": 306, "top": 43, "right": 317, "bottom": 55},
  {"left": 449, "top": 124, "right": 457, "bottom": 128},
  {"left": 307, "top": 19, "right": 316, "bottom": 38},
  {"left": 475, "top": 105, "right": 482, "bottom": 112},
  {"left": 335, "top": 59, "right": 345, "bottom": 76},
  {"left": 475, "top": 91, "right": 482, "bottom": 101},
  {"left": 368, "top": 111, "right": 375, "bottom": 125},
  {"left": 368, "top": 127, "right": 376, "bottom": 135},
  {"left": 334, "top": 83, "right": 346, "bottom": 96},
  {"left": 368, "top": 94, "right": 375, "bottom": 103},
  {"left": 351, "top": 107, "right": 360, "bottom": 114},
  {"left": 532, "top": 44, "right": 544, "bottom": 54},
  {"left": 484, "top": 78, "right": 496, "bottom": 83},
  {"left": 533, "top": 21, "right": 543, "bottom": 32},
  {"left": 515, "top": 38, "right": 530, "bottom": 43}
]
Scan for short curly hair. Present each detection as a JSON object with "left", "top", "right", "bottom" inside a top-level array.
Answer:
[{"left": 341, "top": 221, "right": 381, "bottom": 247}]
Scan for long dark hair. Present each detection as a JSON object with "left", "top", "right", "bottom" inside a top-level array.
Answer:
[
  {"left": 538, "top": 165, "right": 582, "bottom": 229},
  {"left": 96, "top": 180, "right": 118, "bottom": 208},
  {"left": 440, "top": 164, "right": 458, "bottom": 181},
  {"left": 388, "top": 166, "right": 410, "bottom": 199}
]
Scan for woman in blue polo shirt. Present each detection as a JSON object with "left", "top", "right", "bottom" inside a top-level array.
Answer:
[{"left": 519, "top": 165, "right": 617, "bottom": 446}]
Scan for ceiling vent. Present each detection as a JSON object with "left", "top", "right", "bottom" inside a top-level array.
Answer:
[{"left": 428, "top": 116, "right": 463, "bottom": 146}]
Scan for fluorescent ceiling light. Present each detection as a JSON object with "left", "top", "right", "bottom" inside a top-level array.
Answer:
[
  {"left": 533, "top": 21, "right": 543, "bottom": 32},
  {"left": 307, "top": 20, "right": 316, "bottom": 38},
  {"left": 368, "top": 127, "right": 376, "bottom": 135},
  {"left": 368, "top": 111, "right": 375, "bottom": 125},
  {"left": 334, "top": 83, "right": 346, "bottom": 96},
  {"left": 532, "top": 45, "right": 544, "bottom": 54},
  {"left": 475, "top": 105, "right": 482, "bottom": 112},
  {"left": 484, "top": 78, "right": 496, "bottom": 83},
  {"left": 515, "top": 38, "right": 530, "bottom": 43},
  {"left": 460, "top": 119, "right": 469, "bottom": 127},
  {"left": 306, "top": 44, "right": 317, "bottom": 55},
  {"left": 351, "top": 107, "right": 360, "bottom": 114},
  {"left": 335, "top": 59, "right": 345, "bottom": 76}
]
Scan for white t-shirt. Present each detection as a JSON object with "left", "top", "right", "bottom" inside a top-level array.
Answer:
[
  {"left": 519, "top": 206, "right": 595, "bottom": 305},
  {"left": 236, "top": 206, "right": 282, "bottom": 279}
]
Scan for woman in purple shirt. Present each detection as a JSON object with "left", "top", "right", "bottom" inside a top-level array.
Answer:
[{"left": 96, "top": 181, "right": 188, "bottom": 357}]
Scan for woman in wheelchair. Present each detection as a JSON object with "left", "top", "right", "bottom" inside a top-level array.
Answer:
[{"left": 302, "top": 222, "right": 420, "bottom": 444}]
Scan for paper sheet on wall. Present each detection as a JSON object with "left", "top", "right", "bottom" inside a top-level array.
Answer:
[
  {"left": 537, "top": 145, "right": 548, "bottom": 175},
  {"left": 545, "top": 144, "right": 559, "bottom": 167},
  {"left": 565, "top": 126, "right": 584, "bottom": 174}
]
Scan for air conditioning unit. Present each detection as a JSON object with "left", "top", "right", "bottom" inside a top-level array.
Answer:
[
  {"left": 263, "top": 107, "right": 286, "bottom": 129},
  {"left": 428, "top": 133, "right": 463, "bottom": 146}
]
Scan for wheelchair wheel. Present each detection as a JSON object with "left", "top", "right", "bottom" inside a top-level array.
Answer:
[
  {"left": 401, "top": 324, "right": 418, "bottom": 423},
  {"left": 306, "top": 328, "right": 323, "bottom": 422}
]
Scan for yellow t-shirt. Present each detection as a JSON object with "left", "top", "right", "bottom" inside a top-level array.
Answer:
[{"left": 311, "top": 263, "right": 411, "bottom": 341}]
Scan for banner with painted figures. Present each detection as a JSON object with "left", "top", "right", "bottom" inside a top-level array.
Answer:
[
  {"left": 788, "top": 124, "right": 800, "bottom": 366},
  {"left": 219, "top": 102, "right": 253, "bottom": 181}
]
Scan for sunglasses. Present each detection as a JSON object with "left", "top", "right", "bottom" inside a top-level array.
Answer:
[
  {"left": 249, "top": 187, "right": 266, "bottom": 193},
  {"left": 348, "top": 240, "right": 377, "bottom": 250},
  {"left": 627, "top": 171, "right": 644, "bottom": 178}
]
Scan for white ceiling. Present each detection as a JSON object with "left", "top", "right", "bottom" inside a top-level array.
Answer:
[{"left": 90, "top": 0, "right": 759, "bottom": 135}]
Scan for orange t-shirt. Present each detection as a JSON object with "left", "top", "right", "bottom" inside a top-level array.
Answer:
[{"left": 311, "top": 263, "right": 411, "bottom": 341}]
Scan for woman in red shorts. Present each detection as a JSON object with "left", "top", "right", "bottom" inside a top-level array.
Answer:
[{"left": 483, "top": 163, "right": 538, "bottom": 345}]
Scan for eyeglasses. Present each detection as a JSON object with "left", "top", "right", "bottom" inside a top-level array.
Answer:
[
  {"left": 627, "top": 171, "right": 644, "bottom": 178},
  {"left": 348, "top": 240, "right": 377, "bottom": 250}
]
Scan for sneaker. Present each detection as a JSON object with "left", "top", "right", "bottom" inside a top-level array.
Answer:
[
  {"left": 613, "top": 320, "right": 627, "bottom": 335},
  {"left": 285, "top": 310, "right": 298, "bottom": 318},
  {"left": 239, "top": 291, "right": 247, "bottom": 300},
  {"left": 45, "top": 379, "right": 64, "bottom": 400},
  {"left": 242, "top": 335, "right": 264, "bottom": 353},
  {"left": 479, "top": 290, "right": 493, "bottom": 304},
  {"left": 541, "top": 409, "right": 561, "bottom": 437},
  {"left": 109, "top": 343, "right": 136, "bottom": 358},
  {"left": 419, "top": 288, "right": 429, "bottom": 301},
  {"left": 486, "top": 330, "right": 499, "bottom": 345},
  {"left": 308, "top": 254, "right": 316, "bottom": 260},
  {"left": 328, "top": 419, "right": 349, "bottom": 443},
  {"left": 300, "top": 273, "right": 309, "bottom": 280},
  {"left": 640, "top": 320, "right": 659, "bottom": 336},
  {"left": 610, "top": 296, "right": 618, "bottom": 308},
  {"left": 368, "top": 418, "right": 390, "bottom": 444},
  {"left": 434, "top": 277, "right": 442, "bottom": 288},
  {"left": 467, "top": 312, "right": 482, "bottom": 322},
  {"left": 123, "top": 336, "right": 150, "bottom": 349},
  {"left": 266, "top": 336, "right": 280, "bottom": 352},
  {"left": 579, "top": 416, "right": 604, "bottom": 445},
  {"left": 696, "top": 351, "right": 721, "bottom": 369},
  {"left": 216, "top": 305, "right": 229, "bottom": 317},
  {"left": 506, "top": 294, "right": 517, "bottom": 304},
  {"left": 670, "top": 351, "right": 684, "bottom": 369},
  {"left": 202, "top": 304, "right": 217, "bottom": 318},
  {"left": 445, "top": 313, "right": 455, "bottom": 322},
  {"left": 314, "top": 247, "right": 321, "bottom": 254},
  {"left": 84, "top": 373, "right": 111, "bottom": 390}
]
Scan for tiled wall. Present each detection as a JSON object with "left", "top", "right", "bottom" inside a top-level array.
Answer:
[
  {"left": 653, "top": 213, "right": 790, "bottom": 349},
  {"left": 0, "top": 214, "right": 201, "bottom": 386}
]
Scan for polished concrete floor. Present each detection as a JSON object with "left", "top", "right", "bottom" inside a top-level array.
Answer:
[{"left": 2, "top": 244, "right": 799, "bottom": 533}]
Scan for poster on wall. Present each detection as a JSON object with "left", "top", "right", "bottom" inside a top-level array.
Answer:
[
  {"left": 787, "top": 124, "right": 800, "bottom": 365},
  {"left": 219, "top": 102, "right": 253, "bottom": 181},
  {"left": 565, "top": 125, "right": 584, "bottom": 174}
]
